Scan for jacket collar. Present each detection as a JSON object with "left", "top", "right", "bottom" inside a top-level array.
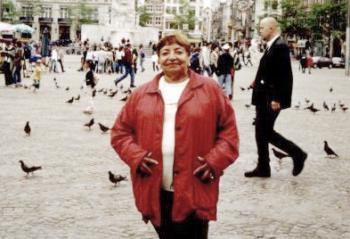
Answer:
[{"left": 145, "top": 69, "right": 204, "bottom": 94}]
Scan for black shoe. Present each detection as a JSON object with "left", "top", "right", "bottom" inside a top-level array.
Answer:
[
  {"left": 244, "top": 166, "right": 271, "bottom": 178},
  {"left": 292, "top": 151, "right": 307, "bottom": 176},
  {"left": 130, "top": 84, "right": 136, "bottom": 88}
]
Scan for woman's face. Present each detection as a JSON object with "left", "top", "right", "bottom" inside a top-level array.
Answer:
[{"left": 158, "top": 43, "right": 189, "bottom": 77}]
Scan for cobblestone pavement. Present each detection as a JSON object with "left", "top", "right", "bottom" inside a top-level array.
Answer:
[{"left": 0, "top": 55, "right": 349, "bottom": 239}]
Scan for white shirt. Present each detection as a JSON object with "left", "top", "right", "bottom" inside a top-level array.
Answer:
[
  {"left": 266, "top": 34, "right": 280, "bottom": 51},
  {"left": 159, "top": 76, "right": 189, "bottom": 191}
]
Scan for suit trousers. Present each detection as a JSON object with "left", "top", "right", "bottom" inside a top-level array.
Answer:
[
  {"left": 255, "top": 104, "right": 303, "bottom": 168},
  {"left": 153, "top": 190, "right": 209, "bottom": 239}
]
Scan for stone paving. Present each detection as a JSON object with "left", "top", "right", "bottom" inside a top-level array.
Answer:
[{"left": 0, "top": 55, "right": 349, "bottom": 239}]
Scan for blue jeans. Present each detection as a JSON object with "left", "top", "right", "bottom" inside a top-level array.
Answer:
[
  {"left": 115, "top": 64, "right": 135, "bottom": 86},
  {"left": 12, "top": 66, "right": 22, "bottom": 84},
  {"left": 218, "top": 74, "right": 232, "bottom": 96}
]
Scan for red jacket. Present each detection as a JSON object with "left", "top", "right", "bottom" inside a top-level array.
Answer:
[{"left": 111, "top": 70, "right": 239, "bottom": 226}]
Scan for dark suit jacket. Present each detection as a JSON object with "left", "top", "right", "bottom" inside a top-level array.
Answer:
[{"left": 252, "top": 37, "right": 293, "bottom": 109}]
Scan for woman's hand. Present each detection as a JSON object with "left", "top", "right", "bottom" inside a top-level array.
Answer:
[
  {"left": 137, "top": 152, "right": 158, "bottom": 177},
  {"left": 193, "top": 156, "right": 215, "bottom": 183}
]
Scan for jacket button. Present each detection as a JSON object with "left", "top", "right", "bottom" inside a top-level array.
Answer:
[{"left": 175, "top": 126, "right": 181, "bottom": 131}]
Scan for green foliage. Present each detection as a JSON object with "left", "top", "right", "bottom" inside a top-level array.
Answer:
[
  {"left": 279, "top": 0, "right": 347, "bottom": 41},
  {"left": 279, "top": 0, "right": 309, "bottom": 38},
  {"left": 2, "top": 0, "right": 20, "bottom": 22},
  {"left": 173, "top": 0, "right": 196, "bottom": 31},
  {"left": 69, "top": 0, "right": 95, "bottom": 29},
  {"left": 137, "top": 6, "right": 151, "bottom": 27},
  {"left": 307, "top": 0, "right": 347, "bottom": 40}
]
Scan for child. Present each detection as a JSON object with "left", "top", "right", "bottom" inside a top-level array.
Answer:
[{"left": 32, "top": 59, "right": 42, "bottom": 92}]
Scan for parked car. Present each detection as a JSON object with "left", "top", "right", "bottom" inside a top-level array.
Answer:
[
  {"left": 331, "top": 57, "right": 345, "bottom": 68},
  {"left": 312, "top": 56, "right": 333, "bottom": 68}
]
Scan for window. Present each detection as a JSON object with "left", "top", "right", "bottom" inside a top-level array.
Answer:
[
  {"left": 22, "top": 6, "right": 33, "bottom": 17},
  {"left": 60, "top": 7, "right": 69, "bottom": 18},
  {"left": 42, "top": 7, "right": 52, "bottom": 18}
]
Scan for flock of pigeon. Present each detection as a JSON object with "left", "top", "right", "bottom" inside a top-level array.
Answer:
[
  {"left": 17, "top": 80, "right": 343, "bottom": 180},
  {"left": 19, "top": 77, "right": 132, "bottom": 186}
]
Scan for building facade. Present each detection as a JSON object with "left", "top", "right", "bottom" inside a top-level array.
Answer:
[{"left": 15, "top": 0, "right": 112, "bottom": 42}]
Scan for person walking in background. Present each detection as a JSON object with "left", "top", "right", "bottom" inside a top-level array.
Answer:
[
  {"left": 151, "top": 51, "right": 159, "bottom": 72},
  {"left": 306, "top": 51, "right": 313, "bottom": 74},
  {"left": 200, "top": 42, "right": 211, "bottom": 76},
  {"left": 12, "top": 42, "right": 23, "bottom": 87},
  {"left": 139, "top": 44, "right": 146, "bottom": 72},
  {"left": 245, "top": 17, "right": 307, "bottom": 178},
  {"left": 115, "top": 43, "right": 135, "bottom": 88},
  {"left": 58, "top": 46, "right": 65, "bottom": 72},
  {"left": 50, "top": 46, "right": 58, "bottom": 73},
  {"left": 83, "top": 60, "right": 97, "bottom": 114},
  {"left": 216, "top": 44, "right": 234, "bottom": 100},
  {"left": 209, "top": 44, "right": 219, "bottom": 77},
  {"left": 111, "top": 32, "right": 239, "bottom": 239}
]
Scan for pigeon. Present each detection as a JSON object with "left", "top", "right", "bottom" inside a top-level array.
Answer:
[
  {"left": 240, "top": 86, "right": 245, "bottom": 91},
  {"left": 98, "top": 123, "right": 110, "bottom": 133},
  {"left": 122, "top": 88, "right": 132, "bottom": 94},
  {"left": 66, "top": 97, "right": 74, "bottom": 104},
  {"left": 341, "top": 107, "right": 348, "bottom": 112},
  {"left": 108, "top": 90, "right": 118, "bottom": 98},
  {"left": 245, "top": 104, "right": 251, "bottom": 109},
  {"left": 120, "top": 95, "right": 128, "bottom": 102},
  {"left": 324, "top": 141, "right": 339, "bottom": 158},
  {"left": 92, "top": 89, "right": 97, "bottom": 98},
  {"left": 75, "top": 95, "right": 80, "bottom": 101},
  {"left": 309, "top": 107, "right": 320, "bottom": 113},
  {"left": 323, "top": 101, "right": 329, "bottom": 111},
  {"left": 108, "top": 171, "right": 127, "bottom": 186},
  {"left": 331, "top": 104, "right": 336, "bottom": 112},
  {"left": 329, "top": 87, "right": 333, "bottom": 93},
  {"left": 19, "top": 160, "right": 42, "bottom": 176},
  {"left": 53, "top": 78, "right": 57, "bottom": 82},
  {"left": 272, "top": 148, "right": 290, "bottom": 160},
  {"left": 84, "top": 118, "right": 94, "bottom": 130},
  {"left": 24, "top": 121, "right": 31, "bottom": 136},
  {"left": 65, "top": 87, "right": 70, "bottom": 91},
  {"left": 103, "top": 90, "right": 108, "bottom": 95}
]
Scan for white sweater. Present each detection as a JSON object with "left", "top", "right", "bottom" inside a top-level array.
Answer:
[{"left": 159, "top": 76, "right": 189, "bottom": 191}]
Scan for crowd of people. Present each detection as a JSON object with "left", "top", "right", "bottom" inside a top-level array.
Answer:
[{"left": 0, "top": 39, "right": 66, "bottom": 89}]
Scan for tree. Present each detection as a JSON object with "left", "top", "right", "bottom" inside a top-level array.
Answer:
[
  {"left": 308, "top": 0, "right": 347, "bottom": 41},
  {"left": 173, "top": 0, "right": 196, "bottom": 31},
  {"left": 2, "top": 0, "right": 20, "bottom": 23},
  {"left": 279, "top": 0, "right": 309, "bottom": 38},
  {"left": 137, "top": 6, "right": 151, "bottom": 27},
  {"left": 69, "top": 0, "right": 95, "bottom": 31}
]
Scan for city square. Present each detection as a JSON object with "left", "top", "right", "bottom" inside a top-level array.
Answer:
[
  {"left": 0, "top": 55, "right": 349, "bottom": 238},
  {"left": 1, "top": 0, "right": 350, "bottom": 238}
]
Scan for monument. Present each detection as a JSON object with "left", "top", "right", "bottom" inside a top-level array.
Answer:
[{"left": 81, "top": 0, "right": 159, "bottom": 46}]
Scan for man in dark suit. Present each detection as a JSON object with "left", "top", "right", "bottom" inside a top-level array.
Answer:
[{"left": 245, "top": 17, "right": 307, "bottom": 178}]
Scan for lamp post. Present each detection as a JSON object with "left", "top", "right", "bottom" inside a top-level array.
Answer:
[{"left": 345, "top": 0, "right": 350, "bottom": 76}]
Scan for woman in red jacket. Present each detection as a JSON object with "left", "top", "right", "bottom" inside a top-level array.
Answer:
[{"left": 111, "top": 33, "right": 239, "bottom": 239}]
